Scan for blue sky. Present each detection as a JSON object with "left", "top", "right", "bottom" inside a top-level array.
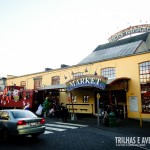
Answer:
[{"left": 0, "top": 0, "right": 150, "bottom": 77}]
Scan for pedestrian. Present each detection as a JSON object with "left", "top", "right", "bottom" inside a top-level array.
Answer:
[
  {"left": 48, "top": 106, "right": 55, "bottom": 117},
  {"left": 55, "top": 103, "right": 61, "bottom": 120},
  {"left": 63, "top": 106, "right": 69, "bottom": 122},
  {"left": 42, "top": 97, "right": 50, "bottom": 117},
  {"left": 60, "top": 103, "right": 69, "bottom": 122},
  {"left": 23, "top": 102, "right": 30, "bottom": 110},
  {"left": 36, "top": 104, "right": 43, "bottom": 116},
  {"left": 103, "top": 111, "right": 109, "bottom": 126}
]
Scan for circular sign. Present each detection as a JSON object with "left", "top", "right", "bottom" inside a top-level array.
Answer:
[{"left": 97, "top": 93, "right": 100, "bottom": 100}]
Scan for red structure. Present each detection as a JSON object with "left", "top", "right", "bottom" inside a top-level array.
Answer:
[{"left": 0, "top": 86, "right": 38, "bottom": 111}]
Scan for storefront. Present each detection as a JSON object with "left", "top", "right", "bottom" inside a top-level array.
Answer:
[
  {"left": 6, "top": 24, "right": 150, "bottom": 120},
  {"left": 63, "top": 75, "right": 130, "bottom": 119}
]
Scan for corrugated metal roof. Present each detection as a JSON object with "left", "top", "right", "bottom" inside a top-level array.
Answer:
[
  {"left": 78, "top": 33, "right": 150, "bottom": 65},
  {"left": 79, "top": 40, "right": 142, "bottom": 64},
  {"left": 94, "top": 32, "right": 149, "bottom": 51}
]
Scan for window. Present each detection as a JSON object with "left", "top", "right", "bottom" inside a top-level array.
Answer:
[
  {"left": 34, "top": 76, "right": 42, "bottom": 90},
  {"left": 0, "top": 111, "right": 9, "bottom": 120},
  {"left": 52, "top": 76, "right": 60, "bottom": 85},
  {"left": 26, "top": 92, "right": 30, "bottom": 99},
  {"left": 20, "top": 81, "right": 26, "bottom": 89},
  {"left": 72, "top": 96, "right": 77, "bottom": 103},
  {"left": 83, "top": 96, "right": 89, "bottom": 103},
  {"left": 101, "top": 67, "right": 116, "bottom": 79},
  {"left": 12, "top": 110, "right": 37, "bottom": 119},
  {"left": 139, "top": 61, "right": 150, "bottom": 113}
]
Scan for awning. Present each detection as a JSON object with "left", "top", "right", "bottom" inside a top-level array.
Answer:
[
  {"left": 39, "top": 84, "right": 66, "bottom": 90},
  {"left": 107, "top": 77, "right": 130, "bottom": 85},
  {"left": 39, "top": 77, "right": 130, "bottom": 91}
]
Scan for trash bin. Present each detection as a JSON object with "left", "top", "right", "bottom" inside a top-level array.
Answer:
[{"left": 108, "top": 112, "right": 116, "bottom": 127}]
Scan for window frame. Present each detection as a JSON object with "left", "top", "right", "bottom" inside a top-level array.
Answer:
[
  {"left": 101, "top": 67, "right": 116, "bottom": 79},
  {"left": 139, "top": 61, "right": 150, "bottom": 113}
]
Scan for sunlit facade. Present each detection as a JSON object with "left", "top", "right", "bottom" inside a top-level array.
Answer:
[{"left": 4, "top": 32, "right": 150, "bottom": 120}]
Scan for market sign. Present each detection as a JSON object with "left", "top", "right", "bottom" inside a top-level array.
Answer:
[
  {"left": 66, "top": 75, "right": 107, "bottom": 91},
  {"left": 108, "top": 24, "right": 150, "bottom": 42}
]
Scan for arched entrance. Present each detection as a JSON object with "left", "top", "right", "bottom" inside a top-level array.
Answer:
[{"left": 94, "top": 77, "right": 130, "bottom": 119}]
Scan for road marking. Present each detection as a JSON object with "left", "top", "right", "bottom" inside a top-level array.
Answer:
[
  {"left": 54, "top": 122, "right": 89, "bottom": 127},
  {"left": 44, "top": 131, "right": 53, "bottom": 134},
  {"left": 43, "top": 122, "right": 88, "bottom": 135},
  {"left": 46, "top": 126, "right": 66, "bottom": 131},
  {"left": 45, "top": 123, "right": 78, "bottom": 129}
]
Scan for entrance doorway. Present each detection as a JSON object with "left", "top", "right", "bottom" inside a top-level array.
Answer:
[{"left": 95, "top": 90, "right": 127, "bottom": 119}]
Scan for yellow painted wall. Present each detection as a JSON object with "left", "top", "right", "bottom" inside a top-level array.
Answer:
[{"left": 6, "top": 52, "right": 150, "bottom": 119}]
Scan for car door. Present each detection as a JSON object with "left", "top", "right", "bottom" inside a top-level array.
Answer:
[
  {"left": 0, "top": 111, "right": 10, "bottom": 133},
  {"left": 0, "top": 111, "right": 18, "bottom": 135}
]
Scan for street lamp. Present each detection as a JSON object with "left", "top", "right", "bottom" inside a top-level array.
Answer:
[
  {"left": 85, "top": 67, "right": 88, "bottom": 73},
  {"left": 94, "top": 64, "right": 102, "bottom": 76},
  {"left": 84, "top": 64, "right": 93, "bottom": 74},
  {"left": 64, "top": 70, "right": 72, "bottom": 79},
  {"left": 60, "top": 71, "right": 68, "bottom": 80}
]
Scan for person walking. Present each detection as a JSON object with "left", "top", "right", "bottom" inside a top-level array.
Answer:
[
  {"left": 60, "top": 103, "right": 69, "bottom": 122},
  {"left": 42, "top": 97, "right": 50, "bottom": 117}
]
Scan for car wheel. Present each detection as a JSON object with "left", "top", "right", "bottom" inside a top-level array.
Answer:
[{"left": 2, "top": 129, "right": 9, "bottom": 141}]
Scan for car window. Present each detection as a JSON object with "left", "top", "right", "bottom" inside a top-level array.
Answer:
[
  {"left": 0, "top": 111, "right": 9, "bottom": 120},
  {"left": 12, "top": 110, "right": 37, "bottom": 119}
]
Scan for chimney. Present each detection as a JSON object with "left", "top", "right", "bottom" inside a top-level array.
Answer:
[
  {"left": 45, "top": 68, "right": 53, "bottom": 71},
  {"left": 61, "top": 64, "right": 69, "bottom": 68}
]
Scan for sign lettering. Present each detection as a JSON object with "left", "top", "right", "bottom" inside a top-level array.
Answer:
[
  {"left": 66, "top": 75, "right": 107, "bottom": 91},
  {"left": 108, "top": 24, "right": 150, "bottom": 42}
]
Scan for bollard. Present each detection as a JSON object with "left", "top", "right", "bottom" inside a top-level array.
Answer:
[{"left": 108, "top": 112, "right": 116, "bottom": 127}]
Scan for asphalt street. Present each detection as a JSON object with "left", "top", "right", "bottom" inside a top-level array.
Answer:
[{"left": 0, "top": 116, "right": 150, "bottom": 150}]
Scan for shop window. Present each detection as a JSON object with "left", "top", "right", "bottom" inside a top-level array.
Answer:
[
  {"left": 101, "top": 67, "right": 116, "bottom": 79},
  {"left": 83, "top": 96, "right": 89, "bottom": 103},
  {"left": 139, "top": 61, "right": 150, "bottom": 113},
  {"left": 52, "top": 76, "right": 60, "bottom": 85},
  {"left": 72, "top": 96, "right": 77, "bottom": 103}
]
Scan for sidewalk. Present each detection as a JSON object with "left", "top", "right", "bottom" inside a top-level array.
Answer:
[{"left": 44, "top": 115, "right": 150, "bottom": 137}]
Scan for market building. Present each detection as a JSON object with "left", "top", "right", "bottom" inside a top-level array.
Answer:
[{"left": 4, "top": 24, "right": 150, "bottom": 120}]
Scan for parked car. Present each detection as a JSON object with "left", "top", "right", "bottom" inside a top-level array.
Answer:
[{"left": 0, "top": 109, "right": 45, "bottom": 140}]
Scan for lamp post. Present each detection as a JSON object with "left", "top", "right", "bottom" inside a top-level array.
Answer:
[
  {"left": 67, "top": 91, "right": 76, "bottom": 121},
  {"left": 97, "top": 93, "right": 101, "bottom": 126},
  {"left": 139, "top": 107, "right": 142, "bottom": 127}
]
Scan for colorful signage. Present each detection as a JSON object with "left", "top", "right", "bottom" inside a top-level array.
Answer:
[
  {"left": 66, "top": 75, "right": 107, "bottom": 91},
  {"left": 108, "top": 24, "right": 150, "bottom": 42}
]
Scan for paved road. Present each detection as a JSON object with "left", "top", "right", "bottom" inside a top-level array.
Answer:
[{"left": 0, "top": 118, "right": 150, "bottom": 150}]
